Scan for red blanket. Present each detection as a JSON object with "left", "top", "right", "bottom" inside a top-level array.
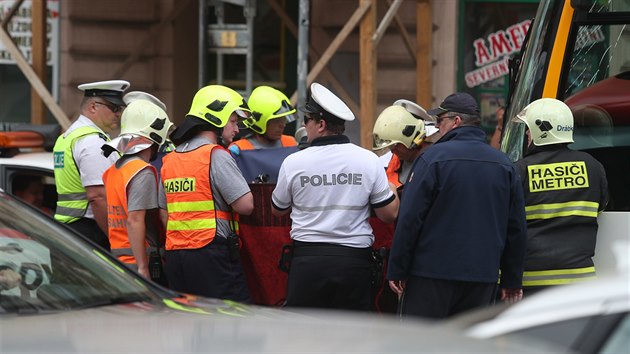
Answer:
[{"left": 239, "top": 184, "right": 398, "bottom": 312}]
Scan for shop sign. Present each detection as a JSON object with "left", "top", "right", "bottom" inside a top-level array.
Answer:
[
  {"left": 465, "top": 20, "right": 531, "bottom": 88},
  {"left": 0, "top": 0, "right": 59, "bottom": 66}
]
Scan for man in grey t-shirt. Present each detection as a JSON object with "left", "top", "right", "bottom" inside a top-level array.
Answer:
[
  {"left": 160, "top": 85, "right": 254, "bottom": 302},
  {"left": 102, "top": 99, "right": 173, "bottom": 282}
]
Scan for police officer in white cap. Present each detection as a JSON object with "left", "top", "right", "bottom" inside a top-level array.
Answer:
[
  {"left": 271, "top": 82, "right": 399, "bottom": 311},
  {"left": 53, "top": 80, "right": 130, "bottom": 250}
]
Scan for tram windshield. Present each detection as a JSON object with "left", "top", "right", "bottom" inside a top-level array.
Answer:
[{"left": 502, "top": 0, "right": 630, "bottom": 210}]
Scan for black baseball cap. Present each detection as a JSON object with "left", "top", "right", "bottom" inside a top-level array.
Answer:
[{"left": 428, "top": 92, "right": 480, "bottom": 116}]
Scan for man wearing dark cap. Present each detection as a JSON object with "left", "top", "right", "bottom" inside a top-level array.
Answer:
[
  {"left": 387, "top": 92, "right": 527, "bottom": 319},
  {"left": 53, "top": 80, "right": 130, "bottom": 250},
  {"left": 271, "top": 82, "right": 399, "bottom": 311}
]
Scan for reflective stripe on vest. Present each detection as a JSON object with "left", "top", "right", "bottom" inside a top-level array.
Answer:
[
  {"left": 162, "top": 144, "right": 237, "bottom": 250},
  {"left": 103, "top": 159, "right": 156, "bottom": 264},
  {"left": 525, "top": 201, "right": 599, "bottom": 220},
  {"left": 167, "top": 209, "right": 233, "bottom": 230},
  {"left": 522, "top": 266, "right": 596, "bottom": 286},
  {"left": 386, "top": 154, "right": 402, "bottom": 188},
  {"left": 53, "top": 126, "right": 108, "bottom": 223}
]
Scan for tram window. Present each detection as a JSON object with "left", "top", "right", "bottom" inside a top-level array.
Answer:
[{"left": 562, "top": 22, "right": 630, "bottom": 211}]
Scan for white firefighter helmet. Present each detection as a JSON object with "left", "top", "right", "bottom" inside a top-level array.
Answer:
[
  {"left": 372, "top": 105, "right": 426, "bottom": 150},
  {"left": 394, "top": 99, "right": 440, "bottom": 142},
  {"left": 393, "top": 99, "right": 436, "bottom": 122},
  {"left": 515, "top": 98, "right": 574, "bottom": 146},
  {"left": 103, "top": 99, "right": 173, "bottom": 156},
  {"left": 123, "top": 91, "right": 167, "bottom": 111}
]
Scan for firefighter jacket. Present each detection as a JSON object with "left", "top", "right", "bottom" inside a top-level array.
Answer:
[
  {"left": 161, "top": 144, "right": 234, "bottom": 250},
  {"left": 230, "top": 134, "right": 297, "bottom": 151},
  {"left": 516, "top": 144, "right": 608, "bottom": 287},
  {"left": 102, "top": 159, "right": 156, "bottom": 264},
  {"left": 53, "top": 126, "right": 108, "bottom": 223}
]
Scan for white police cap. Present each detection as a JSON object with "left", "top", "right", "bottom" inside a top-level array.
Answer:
[
  {"left": 393, "top": 99, "right": 436, "bottom": 123},
  {"left": 302, "top": 82, "right": 354, "bottom": 121},
  {"left": 123, "top": 91, "right": 167, "bottom": 111},
  {"left": 78, "top": 80, "right": 130, "bottom": 106}
]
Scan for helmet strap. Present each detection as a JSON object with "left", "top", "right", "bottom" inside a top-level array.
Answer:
[
  {"left": 149, "top": 144, "right": 159, "bottom": 162},
  {"left": 216, "top": 127, "right": 227, "bottom": 147},
  {"left": 410, "top": 132, "right": 426, "bottom": 149}
]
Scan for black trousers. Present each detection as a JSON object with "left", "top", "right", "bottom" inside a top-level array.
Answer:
[
  {"left": 400, "top": 276, "right": 497, "bottom": 319},
  {"left": 164, "top": 239, "right": 251, "bottom": 303},
  {"left": 66, "top": 218, "right": 110, "bottom": 251},
  {"left": 285, "top": 241, "right": 374, "bottom": 311}
]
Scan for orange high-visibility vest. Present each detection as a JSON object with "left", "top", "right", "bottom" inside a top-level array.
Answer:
[
  {"left": 386, "top": 154, "right": 403, "bottom": 188},
  {"left": 231, "top": 134, "right": 297, "bottom": 151},
  {"left": 161, "top": 144, "right": 234, "bottom": 250},
  {"left": 103, "top": 159, "right": 157, "bottom": 264}
]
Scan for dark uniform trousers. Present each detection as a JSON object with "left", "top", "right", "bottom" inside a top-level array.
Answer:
[
  {"left": 164, "top": 236, "right": 251, "bottom": 303},
  {"left": 401, "top": 276, "right": 497, "bottom": 319},
  {"left": 65, "top": 218, "right": 110, "bottom": 251},
  {"left": 285, "top": 240, "right": 374, "bottom": 311}
]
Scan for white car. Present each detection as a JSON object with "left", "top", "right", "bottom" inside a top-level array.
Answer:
[
  {"left": 0, "top": 190, "right": 565, "bottom": 353},
  {"left": 453, "top": 274, "right": 630, "bottom": 354},
  {"left": 0, "top": 126, "right": 56, "bottom": 211}
]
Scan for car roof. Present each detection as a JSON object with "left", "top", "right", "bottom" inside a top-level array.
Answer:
[
  {"left": 0, "top": 151, "right": 53, "bottom": 171},
  {"left": 2, "top": 307, "right": 564, "bottom": 353},
  {"left": 467, "top": 273, "right": 630, "bottom": 338}
]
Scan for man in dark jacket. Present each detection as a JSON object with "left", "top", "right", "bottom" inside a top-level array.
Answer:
[
  {"left": 387, "top": 92, "right": 527, "bottom": 319},
  {"left": 514, "top": 98, "right": 608, "bottom": 295}
]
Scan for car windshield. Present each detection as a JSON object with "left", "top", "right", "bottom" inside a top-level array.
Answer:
[{"left": 0, "top": 193, "right": 160, "bottom": 314}]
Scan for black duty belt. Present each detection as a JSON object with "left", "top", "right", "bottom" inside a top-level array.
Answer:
[{"left": 292, "top": 241, "right": 372, "bottom": 260}]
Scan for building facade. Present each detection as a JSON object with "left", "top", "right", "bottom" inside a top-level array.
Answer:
[{"left": 0, "top": 0, "right": 538, "bottom": 145}]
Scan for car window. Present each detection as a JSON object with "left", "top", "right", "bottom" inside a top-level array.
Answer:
[
  {"left": 497, "top": 312, "right": 630, "bottom": 353},
  {"left": 7, "top": 169, "right": 56, "bottom": 214},
  {"left": 0, "top": 194, "right": 159, "bottom": 314},
  {"left": 600, "top": 314, "right": 630, "bottom": 354}
]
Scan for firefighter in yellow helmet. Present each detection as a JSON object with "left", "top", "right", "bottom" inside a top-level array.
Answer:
[
  {"left": 160, "top": 85, "right": 254, "bottom": 302},
  {"left": 228, "top": 86, "right": 297, "bottom": 155},
  {"left": 372, "top": 100, "right": 440, "bottom": 189},
  {"left": 514, "top": 98, "right": 608, "bottom": 295},
  {"left": 101, "top": 99, "right": 173, "bottom": 282},
  {"left": 227, "top": 86, "right": 299, "bottom": 183}
]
